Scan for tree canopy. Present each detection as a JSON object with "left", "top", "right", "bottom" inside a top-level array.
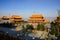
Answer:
[
  {"left": 37, "top": 24, "right": 45, "bottom": 31},
  {"left": 26, "top": 24, "right": 34, "bottom": 31}
]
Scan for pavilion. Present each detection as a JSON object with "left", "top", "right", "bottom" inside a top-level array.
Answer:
[
  {"left": 28, "top": 14, "right": 49, "bottom": 25},
  {"left": 55, "top": 16, "right": 60, "bottom": 23},
  {"left": 10, "top": 15, "right": 23, "bottom": 26}
]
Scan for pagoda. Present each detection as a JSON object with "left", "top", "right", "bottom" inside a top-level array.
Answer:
[
  {"left": 10, "top": 15, "right": 23, "bottom": 25},
  {"left": 55, "top": 16, "right": 60, "bottom": 23},
  {"left": 28, "top": 14, "right": 49, "bottom": 25},
  {"left": 55, "top": 10, "right": 60, "bottom": 23},
  {"left": 2, "top": 16, "right": 9, "bottom": 20},
  {"left": 0, "top": 16, "right": 10, "bottom": 23}
]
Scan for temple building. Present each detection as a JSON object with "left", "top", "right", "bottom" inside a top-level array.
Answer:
[
  {"left": 0, "top": 16, "right": 10, "bottom": 23},
  {"left": 10, "top": 15, "right": 23, "bottom": 26},
  {"left": 2, "top": 16, "right": 9, "bottom": 20},
  {"left": 55, "top": 16, "right": 60, "bottom": 23},
  {"left": 28, "top": 14, "right": 49, "bottom": 25}
]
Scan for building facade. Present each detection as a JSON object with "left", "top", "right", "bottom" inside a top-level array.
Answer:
[
  {"left": 10, "top": 15, "right": 23, "bottom": 26},
  {"left": 28, "top": 14, "right": 49, "bottom": 28},
  {"left": 0, "top": 16, "right": 10, "bottom": 23},
  {"left": 55, "top": 16, "right": 60, "bottom": 23},
  {"left": 28, "top": 14, "right": 49, "bottom": 25}
]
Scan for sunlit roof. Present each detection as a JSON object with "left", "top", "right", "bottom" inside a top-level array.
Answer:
[
  {"left": 11, "top": 15, "right": 22, "bottom": 19},
  {"left": 30, "top": 14, "right": 43, "bottom": 18},
  {"left": 2, "top": 16, "right": 8, "bottom": 19}
]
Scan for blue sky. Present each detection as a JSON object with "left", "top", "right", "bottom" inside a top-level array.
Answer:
[{"left": 0, "top": 0, "right": 60, "bottom": 18}]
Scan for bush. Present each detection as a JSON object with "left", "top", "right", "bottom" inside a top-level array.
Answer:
[
  {"left": 26, "top": 24, "right": 34, "bottom": 31},
  {"left": 37, "top": 24, "right": 45, "bottom": 31}
]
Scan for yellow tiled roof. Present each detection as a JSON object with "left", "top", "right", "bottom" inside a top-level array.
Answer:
[
  {"left": 11, "top": 15, "right": 22, "bottom": 19},
  {"left": 28, "top": 18, "right": 44, "bottom": 20},
  {"left": 30, "top": 14, "right": 43, "bottom": 18},
  {"left": 2, "top": 16, "right": 8, "bottom": 19},
  {"left": 28, "top": 14, "right": 44, "bottom": 20}
]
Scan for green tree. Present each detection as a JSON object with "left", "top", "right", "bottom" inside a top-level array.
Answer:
[
  {"left": 26, "top": 24, "right": 34, "bottom": 31},
  {"left": 55, "top": 22, "right": 60, "bottom": 37},
  {"left": 37, "top": 24, "right": 45, "bottom": 31},
  {"left": 50, "top": 22, "right": 56, "bottom": 35},
  {"left": 50, "top": 26, "right": 56, "bottom": 35}
]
